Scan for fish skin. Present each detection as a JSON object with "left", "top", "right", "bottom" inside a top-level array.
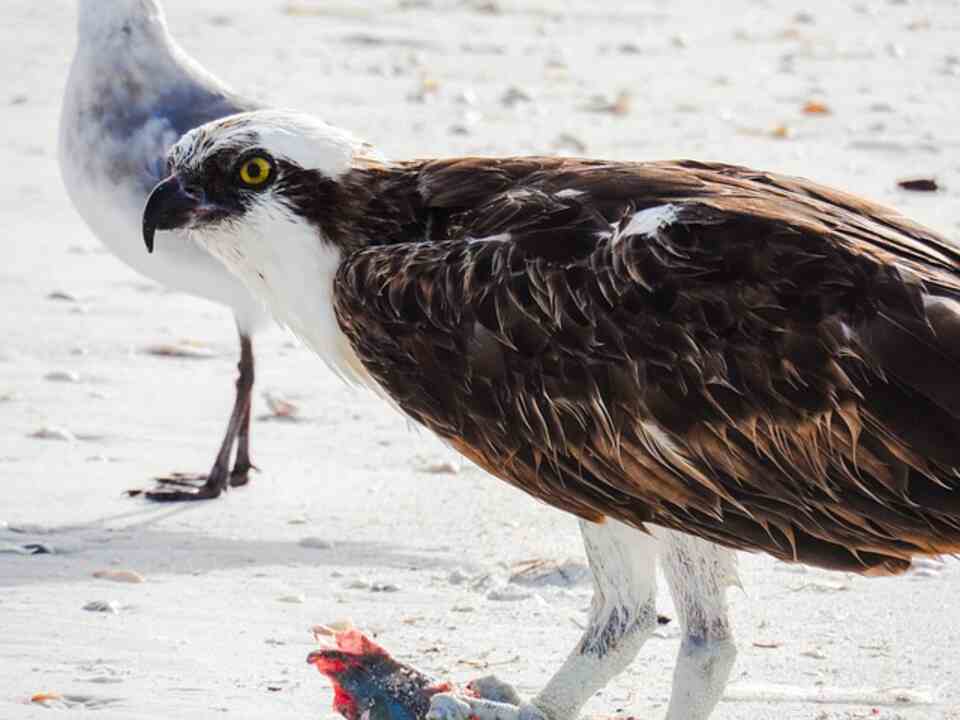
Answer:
[{"left": 308, "top": 629, "right": 456, "bottom": 720}]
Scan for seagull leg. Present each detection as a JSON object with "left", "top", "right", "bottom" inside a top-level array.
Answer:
[
  {"left": 229, "top": 334, "right": 256, "bottom": 487},
  {"left": 656, "top": 529, "right": 738, "bottom": 720},
  {"left": 141, "top": 332, "right": 256, "bottom": 502},
  {"left": 429, "top": 518, "right": 659, "bottom": 720}
]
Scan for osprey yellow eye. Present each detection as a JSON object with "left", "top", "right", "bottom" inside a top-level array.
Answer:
[{"left": 238, "top": 156, "right": 273, "bottom": 187}]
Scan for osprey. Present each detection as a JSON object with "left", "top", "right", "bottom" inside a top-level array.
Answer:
[
  {"left": 59, "top": 0, "right": 268, "bottom": 501},
  {"left": 144, "top": 110, "right": 960, "bottom": 720}
]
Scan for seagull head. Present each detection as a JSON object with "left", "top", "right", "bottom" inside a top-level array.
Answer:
[
  {"left": 143, "top": 109, "right": 375, "bottom": 268},
  {"left": 78, "top": 0, "right": 166, "bottom": 40}
]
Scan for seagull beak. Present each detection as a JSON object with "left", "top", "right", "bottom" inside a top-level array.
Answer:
[{"left": 142, "top": 175, "right": 203, "bottom": 254}]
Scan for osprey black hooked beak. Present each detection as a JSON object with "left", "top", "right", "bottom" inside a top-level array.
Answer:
[{"left": 142, "top": 175, "right": 204, "bottom": 253}]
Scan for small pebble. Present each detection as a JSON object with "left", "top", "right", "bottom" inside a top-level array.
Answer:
[
  {"left": 460, "top": 42, "right": 507, "bottom": 55},
  {"left": 886, "top": 42, "right": 905, "bottom": 58},
  {"left": 802, "top": 100, "right": 832, "bottom": 115},
  {"left": 81, "top": 675, "right": 124, "bottom": 685},
  {"left": 143, "top": 342, "right": 216, "bottom": 359},
  {"left": 501, "top": 86, "right": 532, "bottom": 107},
  {"left": 487, "top": 586, "right": 533, "bottom": 602},
  {"left": 44, "top": 371, "right": 81, "bottom": 383},
  {"left": 277, "top": 594, "right": 306, "bottom": 604},
  {"left": 30, "top": 427, "right": 76, "bottom": 442},
  {"left": 31, "top": 692, "right": 63, "bottom": 704},
  {"left": 584, "top": 91, "right": 632, "bottom": 115},
  {"left": 454, "top": 88, "right": 478, "bottom": 106},
  {"left": 897, "top": 177, "right": 940, "bottom": 192},
  {"left": 448, "top": 569, "right": 470, "bottom": 585},
  {"left": 264, "top": 391, "right": 301, "bottom": 420},
  {"left": 22, "top": 543, "right": 54, "bottom": 555},
  {"left": 418, "top": 460, "right": 459, "bottom": 475},
  {"left": 467, "top": 0, "right": 501, "bottom": 14},
  {"left": 790, "top": 579, "right": 849, "bottom": 593},
  {"left": 299, "top": 537, "right": 334, "bottom": 550},
  {"left": 510, "top": 559, "right": 590, "bottom": 587},
  {"left": 83, "top": 601, "right": 121, "bottom": 614},
  {"left": 93, "top": 569, "right": 145, "bottom": 584},
  {"left": 771, "top": 123, "right": 794, "bottom": 139}
]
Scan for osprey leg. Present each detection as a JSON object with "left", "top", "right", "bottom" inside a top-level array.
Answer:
[
  {"left": 429, "top": 518, "right": 659, "bottom": 720},
  {"left": 657, "top": 530, "right": 737, "bottom": 720}
]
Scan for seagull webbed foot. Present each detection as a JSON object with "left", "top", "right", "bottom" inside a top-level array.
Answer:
[
  {"left": 136, "top": 470, "right": 228, "bottom": 502},
  {"left": 129, "top": 332, "right": 258, "bottom": 502},
  {"left": 228, "top": 460, "right": 259, "bottom": 488}
]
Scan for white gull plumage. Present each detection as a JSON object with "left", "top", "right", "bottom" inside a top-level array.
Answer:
[{"left": 59, "top": 0, "right": 271, "bottom": 500}]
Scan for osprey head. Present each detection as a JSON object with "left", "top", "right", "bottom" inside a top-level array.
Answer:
[
  {"left": 143, "top": 110, "right": 382, "bottom": 387},
  {"left": 142, "top": 110, "right": 371, "bottom": 256}
]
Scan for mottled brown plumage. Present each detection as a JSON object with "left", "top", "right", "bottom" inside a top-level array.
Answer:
[{"left": 330, "top": 158, "right": 960, "bottom": 576}]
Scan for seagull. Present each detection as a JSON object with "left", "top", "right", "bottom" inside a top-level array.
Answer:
[
  {"left": 59, "top": 0, "right": 270, "bottom": 501},
  {"left": 144, "top": 109, "right": 960, "bottom": 719}
]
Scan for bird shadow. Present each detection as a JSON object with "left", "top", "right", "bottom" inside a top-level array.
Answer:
[{"left": 0, "top": 504, "right": 461, "bottom": 588}]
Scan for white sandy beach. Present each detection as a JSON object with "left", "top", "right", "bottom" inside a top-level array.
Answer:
[{"left": 3, "top": 1, "right": 960, "bottom": 718}]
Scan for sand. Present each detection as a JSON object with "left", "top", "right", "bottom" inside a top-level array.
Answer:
[{"left": 2, "top": 0, "right": 960, "bottom": 718}]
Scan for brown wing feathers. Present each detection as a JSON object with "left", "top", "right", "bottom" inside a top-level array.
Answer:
[{"left": 334, "top": 158, "right": 960, "bottom": 575}]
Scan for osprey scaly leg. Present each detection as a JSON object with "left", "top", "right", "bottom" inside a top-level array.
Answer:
[{"left": 429, "top": 519, "right": 660, "bottom": 720}]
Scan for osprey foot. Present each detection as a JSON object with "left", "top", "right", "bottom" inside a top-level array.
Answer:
[{"left": 428, "top": 693, "right": 548, "bottom": 720}]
